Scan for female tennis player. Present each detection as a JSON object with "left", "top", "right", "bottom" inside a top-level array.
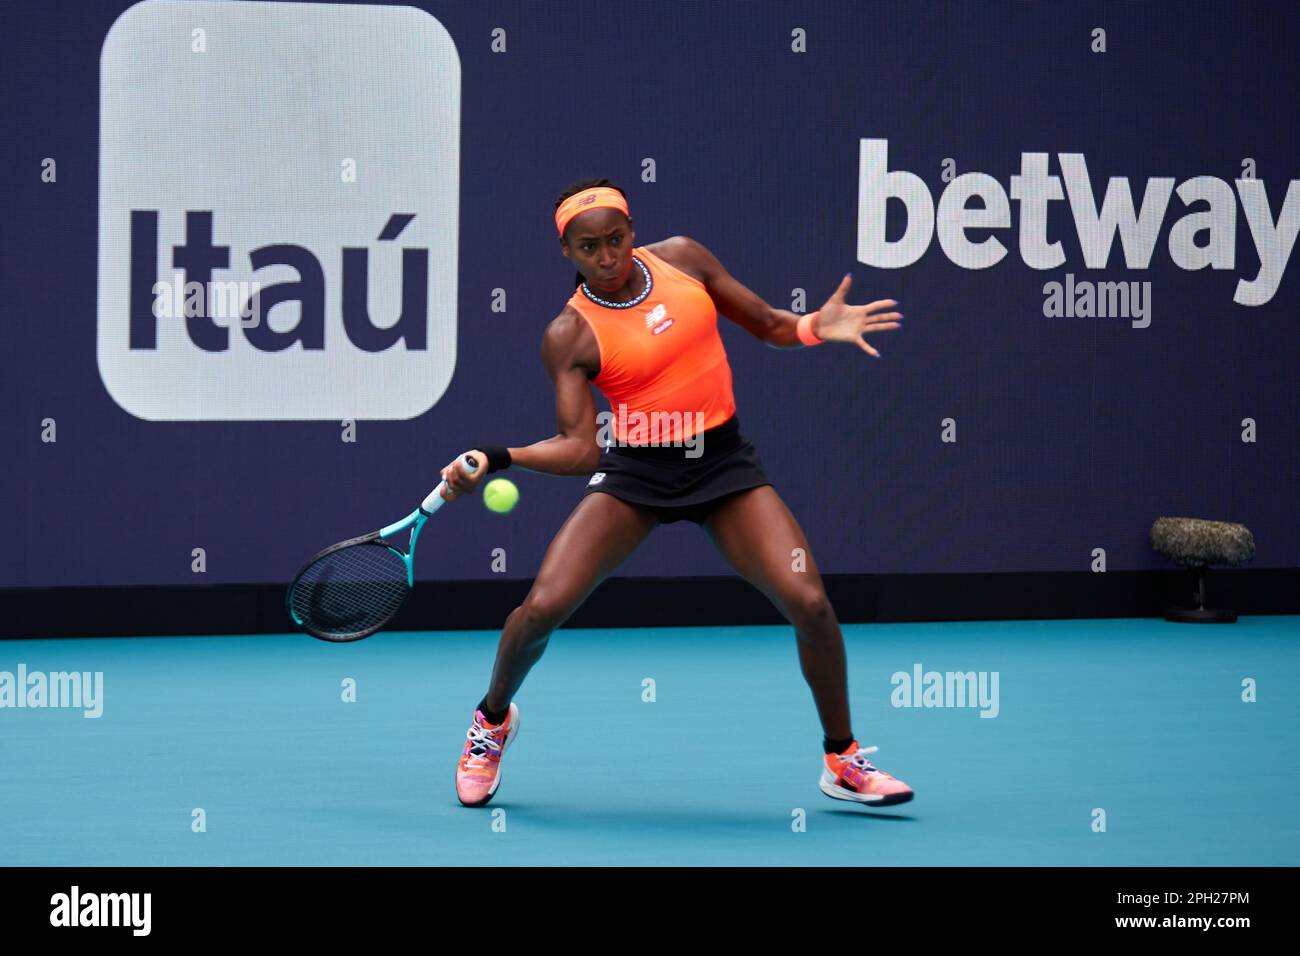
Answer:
[{"left": 441, "top": 179, "right": 910, "bottom": 808}]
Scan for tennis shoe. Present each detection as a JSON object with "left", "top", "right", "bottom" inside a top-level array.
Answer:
[
  {"left": 455, "top": 703, "right": 520, "bottom": 807},
  {"left": 820, "top": 742, "right": 914, "bottom": 806}
]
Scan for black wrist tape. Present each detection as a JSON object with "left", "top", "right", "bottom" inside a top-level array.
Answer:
[{"left": 476, "top": 445, "right": 512, "bottom": 473}]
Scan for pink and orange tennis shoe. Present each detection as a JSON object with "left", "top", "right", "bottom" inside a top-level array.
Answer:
[
  {"left": 455, "top": 703, "right": 520, "bottom": 807},
  {"left": 820, "top": 742, "right": 914, "bottom": 806}
]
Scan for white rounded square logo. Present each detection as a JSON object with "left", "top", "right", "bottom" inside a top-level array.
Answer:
[{"left": 98, "top": 0, "right": 460, "bottom": 420}]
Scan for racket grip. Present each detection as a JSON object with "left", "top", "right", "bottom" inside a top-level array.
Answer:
[{"left": 422, "top": 453, "right": 480, "bottom": 513}]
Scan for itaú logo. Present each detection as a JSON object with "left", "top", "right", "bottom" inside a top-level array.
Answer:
[
  {"left": 123, "top": 211, "right": 430, "bottom": 354},
  {"left": 857, "top": 138, "right": 1298, "bottom": 307},
  {"left": 97, "top": 0, "right": 460, "bottom": 420}
]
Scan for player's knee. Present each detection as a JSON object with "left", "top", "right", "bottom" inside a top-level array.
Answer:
[
  {"left": 517, "top": 591, "right": 568, "bottom": 635},
  {"left": 788, "top": 588, "right": 834, "bottom": 628}
]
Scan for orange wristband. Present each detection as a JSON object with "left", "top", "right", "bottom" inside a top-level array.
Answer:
[{"left": 796, "top": 311, "right": 823, "bottom": 346}]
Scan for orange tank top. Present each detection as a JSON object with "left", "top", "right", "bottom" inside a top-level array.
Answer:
[{"left": 566, "top": 245, "right": 736, "bottom": 445}]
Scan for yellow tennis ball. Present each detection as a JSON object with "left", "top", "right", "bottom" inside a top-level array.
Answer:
[{"left": 482, "top": 478, "right": 519, "bottom": 514}]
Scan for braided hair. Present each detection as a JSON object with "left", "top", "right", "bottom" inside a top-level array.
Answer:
[{"left": 555, "top": 178, "right": 630, "bottom": 289}]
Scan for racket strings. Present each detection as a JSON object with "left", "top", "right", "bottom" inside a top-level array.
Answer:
[{"left": 289, "top": 542, "right": 409, "bottom": 638}]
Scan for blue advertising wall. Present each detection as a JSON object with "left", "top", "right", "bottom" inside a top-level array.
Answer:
[{"left": 2, "top": 0, "right": 1297, "bottom": 590}]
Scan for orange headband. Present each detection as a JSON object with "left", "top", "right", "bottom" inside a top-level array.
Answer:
[{"left": 555, "top": 187, "right": 630, "bottom": 237}]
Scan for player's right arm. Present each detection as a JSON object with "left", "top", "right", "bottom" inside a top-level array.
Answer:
[
  {"left": 440, "top": 308, "right": 601, "bottom": 496},
  {"left": 510, "top": 309, "right": 602, "bottom": 476}
]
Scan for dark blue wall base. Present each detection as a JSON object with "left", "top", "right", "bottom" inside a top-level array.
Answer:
[{"left": 3, "top": 569, "right": 1296, "bottom": 639}]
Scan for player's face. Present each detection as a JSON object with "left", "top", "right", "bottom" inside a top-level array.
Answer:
[{"left": 562, "top": 208, "right": 635, "bottom": 292}]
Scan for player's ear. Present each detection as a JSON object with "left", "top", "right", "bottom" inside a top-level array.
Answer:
[{"left": 559, "top": 237, "right": 570, "bottom": 261}]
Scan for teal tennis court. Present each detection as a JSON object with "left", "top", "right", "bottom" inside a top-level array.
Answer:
[{"left": 4, "top": 616, "right": 1296, "bottom": 866}]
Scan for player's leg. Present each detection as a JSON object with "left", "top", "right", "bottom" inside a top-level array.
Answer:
[
  {"left": 702, "top": 485, "right": 913, "bottom": 805},
  {"left": 456, "top": 492, "right": 657, "bottom": 806},
  {"left": 481, "top": 492, "right": 658, "bottom": 712},
  {"left": 701, "top": 485, "right": 850, "bottom": 738}
]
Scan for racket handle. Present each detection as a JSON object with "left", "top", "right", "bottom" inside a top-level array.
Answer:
[{"left": 422, "top": 453, "right": 480, "bottom": 514}]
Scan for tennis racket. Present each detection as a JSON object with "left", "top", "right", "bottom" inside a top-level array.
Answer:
[{"left": 287, "top": 453, "right": 479, "bottom": 642}]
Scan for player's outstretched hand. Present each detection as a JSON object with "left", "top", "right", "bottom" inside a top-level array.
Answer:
[
  {"left": 439, "top": 451, "right": 486, "bottom": 502},
  {"left": 814, "top": 274, "right": 903, "bottom": 357}
]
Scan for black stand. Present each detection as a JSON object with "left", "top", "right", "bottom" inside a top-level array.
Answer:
[{"left": 1166, "top": 566, "right": 1237, "bottom": 623}]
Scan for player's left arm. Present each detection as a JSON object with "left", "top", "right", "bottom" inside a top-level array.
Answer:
[{"left": 673, "top": 235, "right": 902, "bottom": 356}]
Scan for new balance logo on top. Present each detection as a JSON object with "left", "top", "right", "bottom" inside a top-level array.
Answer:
[{"left": 644, "top": 303, "right": 673, "bottom": 335}]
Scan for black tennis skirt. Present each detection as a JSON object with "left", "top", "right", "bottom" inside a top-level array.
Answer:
[{"left": 581, "top": 414, "right": 773, "bottom": 524}]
